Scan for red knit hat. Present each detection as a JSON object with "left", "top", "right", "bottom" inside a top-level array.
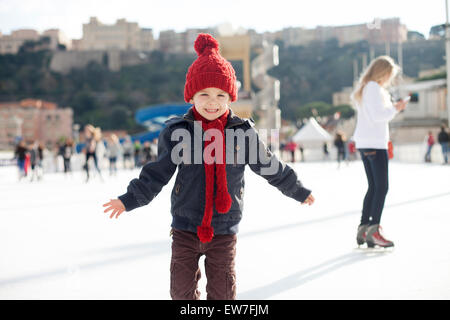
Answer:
[{"left": 184, "top": 33, "right": 237, "bottom": 103}]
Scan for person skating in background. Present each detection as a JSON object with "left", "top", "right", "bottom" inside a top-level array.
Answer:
[
  {"left": 141, "top": 141, "right": 154, "bottom": 165},
  {"left": 424, "top": 131, "right": 435, "bottom": 163},
  {"left": 122, "top": 136, "right": 134, "bottom": 169},
  {"left": 437, "top": 126, "right": 449, "bottom": 164},
  {"left": 107, "top": 134, "right": 122, "bottom": 176},
  {"left": 323, "top": 142, "right": 329, "bottom": 160},
  {"left": 298, "top": 143, "right": 304, "bottom": 162},
  {"left": 285, "top": 140, "right": 297, "bottom": 162},
  {"left": 133, "top": 140, "right": 142, "bottom": 168},
  {"left": 14, "top": 140, "right": 28, "bottom": 181},
  {"left": 29, "top": 141, "right": 44, "bottom": 181},
  {"left": 60, "top": 138, "right": 75, "bottom": 176},
  {"left": 102, "top": 34, "right": 314, "bottom": 300},
  {"left": 351, "top": 56, "right": 408, "bottom": 248},
  {"left": 334, "top": 131, "right": 347, "bottom": 168},
  {"left": 83, "top": 124, "right": 103, "bottom": 182}
]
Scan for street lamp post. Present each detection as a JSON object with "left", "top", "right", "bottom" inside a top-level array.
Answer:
[
  {"left": 72, "top": 123, "right": 80, "bottom": 143},
  {"left": 11, "top": 115, "right": 23, "bottom": 140}
]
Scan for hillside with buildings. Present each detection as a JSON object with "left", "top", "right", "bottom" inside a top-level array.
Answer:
[
  {"left": 0, "top": 37, "right": 444, "bottom": 128},
  {"left": 0, "top": 16, "right": 447, "bottom": 149},
  {"left": 270, "top": 38, "right": 445, "bottom": 121}
]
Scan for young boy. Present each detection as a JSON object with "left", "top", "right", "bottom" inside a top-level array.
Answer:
[{"left": 103, "top": 33, "right": 315, "bottom": 300}]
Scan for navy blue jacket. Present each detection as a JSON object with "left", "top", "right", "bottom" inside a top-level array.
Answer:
[{"left": 119, "top": 108, "right": 311, "bottom": 235}]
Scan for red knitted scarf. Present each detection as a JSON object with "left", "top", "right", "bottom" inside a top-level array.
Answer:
[{"left": 192, "top": 106, "right": 232, "bottom": 243}]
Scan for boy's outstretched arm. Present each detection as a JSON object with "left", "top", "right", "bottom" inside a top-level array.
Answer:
[
  {"left": 102, "top": 126, "right": 177, "bottom": 218},
  {"left": 246, "top": 126, "right": 314, "bottom": 206}
]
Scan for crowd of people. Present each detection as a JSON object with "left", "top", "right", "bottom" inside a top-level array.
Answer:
[
  {"left": 13, "top": 139, "right": 45, "bottom": 181},
  {"left": 11, "top": 124, "right": 159, "bottom": 182},
  {"left": 425, "top": 126, "right": 449, "bottom": 164},
  {"left": 80, "top": 125, "right": 158, "bottom": 182},
  {"left": 278, "top": 132, "right": 357, "bottom": 167},
  {"left": 11, "top": 120, "right": 449, "bottom": 183},
  {"left": 278, "top": 126, "right": 449, "bottom": 166}
]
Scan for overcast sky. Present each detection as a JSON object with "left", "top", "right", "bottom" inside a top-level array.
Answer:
[{"left": 0, "top": 0, "right": 446, "bottom": 39}]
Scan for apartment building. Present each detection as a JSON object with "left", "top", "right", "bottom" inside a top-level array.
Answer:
[
  {"left": 0, "top": 29, "right": 40, "bottom": 54},
  {"left": 79, "top": 17, "right": 156, "bottom": 51},
  {"left": 0, "top": 28, "right": 71, "bottom": 54},
  {"left": 281, "top": 18, "right": 407, "bottom": 47},
  {"left": 0, "top": 99, "right": 73, "bottom": 149},
  {"left": 158, "top": 30, "right": 184, "bottom": 53},
  {"left": 42, "top": 29, "right": 72, "bottom": 50},
  {"left": 158, "top": 28, "right": 215, "bottom": 54}
]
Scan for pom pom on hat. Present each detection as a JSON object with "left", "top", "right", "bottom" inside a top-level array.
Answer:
[{"left": 194, "top": 33, "right": 219, "bottom": 56}]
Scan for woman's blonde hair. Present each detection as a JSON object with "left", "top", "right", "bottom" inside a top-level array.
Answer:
[
  {"left": 352, "top": 55, "right": 400, "bottom": 104},
  {"left": 84, "top": 124, "right": 102, "bottom": 141}
]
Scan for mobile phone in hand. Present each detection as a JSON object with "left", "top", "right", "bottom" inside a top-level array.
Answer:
[{"left": 397, "top": 96, "right": 410, "bottom": 113}]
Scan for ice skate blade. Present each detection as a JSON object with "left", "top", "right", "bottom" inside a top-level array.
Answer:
[{"left": 354, "top": 245, "right": 394, "bottom": 253}]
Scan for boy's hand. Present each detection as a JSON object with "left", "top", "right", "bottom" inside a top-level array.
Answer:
[
  {"left": 302, "top": 194, "right": 315, "bottom": 206},
  {"left": 103, "top": 199, "right": 126, "bottom": 219}
]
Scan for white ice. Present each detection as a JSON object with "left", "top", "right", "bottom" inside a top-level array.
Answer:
[{"left": 0, "top": 160, "right": 449, "bottom": 299}]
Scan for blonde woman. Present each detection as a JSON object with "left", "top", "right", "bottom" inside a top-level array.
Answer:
[
  {"left": 107, "top": 134, "right": 122, "bottom": 176},
  {"left": 351, "top": 56, "right": 408, "bottom": 248},
  {"left": 83, "top": 124, "right": 103, "bottom": 182}
]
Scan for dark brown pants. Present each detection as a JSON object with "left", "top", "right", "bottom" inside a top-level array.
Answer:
[{"left": 170, "top": 228, "right": 237, "bottom": 300}]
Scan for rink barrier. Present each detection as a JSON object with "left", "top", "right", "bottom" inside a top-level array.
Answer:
[{"left": 1, "top": 141, "right": 446, "bottom": 172}]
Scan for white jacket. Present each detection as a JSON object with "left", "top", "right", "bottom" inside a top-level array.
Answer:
[{"left": 353, "top": 81, "right": 398, "bottom": 150}]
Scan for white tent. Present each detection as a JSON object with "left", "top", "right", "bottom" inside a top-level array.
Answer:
[{"left": 292, "top": 117, "right": 332, "bottom": 143}]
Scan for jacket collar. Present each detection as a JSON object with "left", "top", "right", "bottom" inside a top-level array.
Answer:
[{"left": 183, "top": 106, "right": 246, "bottom": 129}]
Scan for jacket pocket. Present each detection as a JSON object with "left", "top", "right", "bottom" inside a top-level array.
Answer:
[
  {"left": 175, "top": 183, "right": 181, "bottom": 195},
  {"left": 171, "top": 180, "right": 182, "bottom": 204}
]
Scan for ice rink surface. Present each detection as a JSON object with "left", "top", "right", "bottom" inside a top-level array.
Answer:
[{"left": 0, "top": 160, "right": 449, "bottom": 299}]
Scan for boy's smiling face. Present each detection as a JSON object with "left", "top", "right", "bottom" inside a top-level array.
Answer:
[{"left": 190, "top": 87, "right": 230, "bottom": 121}]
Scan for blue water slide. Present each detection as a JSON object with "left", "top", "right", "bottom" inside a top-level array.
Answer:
[
  {"left": 131, "top": 103, "right": 192, "bottom": 143},
  {"left": 75, "top": 103, "right": 192, "bottom": 152}
]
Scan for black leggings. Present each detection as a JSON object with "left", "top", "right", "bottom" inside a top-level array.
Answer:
[
  {"left": 63, "top": 158, "right": 71, "bottom": 173},
  {"left": 359, "top": 149, "right": 389, "bottom": 226},
  {"left": 85, "top": 152, "right": 101, "bottom": 177}
]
